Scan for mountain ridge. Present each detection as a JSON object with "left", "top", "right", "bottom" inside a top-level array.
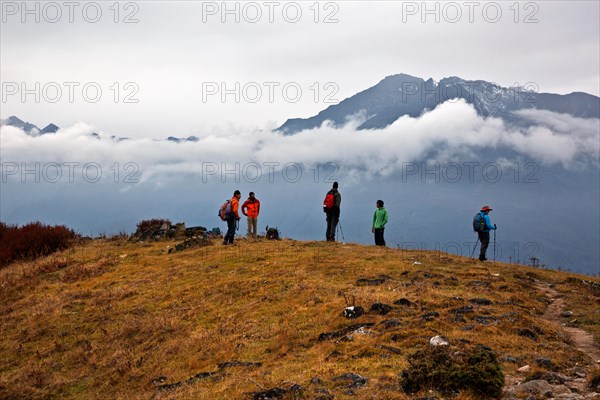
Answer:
[
  {"left": 276, "top": 74, "right": 600, "bottom": 134},
  {"left": 0, "top": 116, "right": 197, "bottom": 143}
]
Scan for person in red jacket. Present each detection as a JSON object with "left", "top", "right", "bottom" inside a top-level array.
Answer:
[
  {"left": 241, "top": 192, "right": 261, "bottom": 239},
  {"left": 223, "top": 190, "right": 241, "bottom": 245}
]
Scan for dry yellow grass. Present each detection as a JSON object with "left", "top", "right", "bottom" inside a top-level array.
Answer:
[{"left": 1, "top": 238, "right": 599, "bottom": 399}]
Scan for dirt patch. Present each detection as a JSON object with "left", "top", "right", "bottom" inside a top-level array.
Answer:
[{"left": 535, "top": 281, "right": 600, "bottom": 364}]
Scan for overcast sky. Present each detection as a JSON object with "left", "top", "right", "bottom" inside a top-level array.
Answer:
[{"left": 1, "top": 0, "right": 599, "bottom": 138}]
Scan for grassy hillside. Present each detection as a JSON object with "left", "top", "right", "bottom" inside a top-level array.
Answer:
[{"left": 1, "top": 238, "right": 599, "bottom": 399}]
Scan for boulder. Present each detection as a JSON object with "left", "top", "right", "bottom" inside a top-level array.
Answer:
[
  {"left": 470, "top": 298, "right": 492, "bottom": 305},
  {"left": 131, "top": 219, "right": 177, "bottom": 241},
  {"left": 394, "top": 298, "right": 413, "bottom": 306},
  {"left": 429, "top": 335, "right": 449, "bottom": 346},
  {"left": 331, "top": 373, "right": 368, "bottom": 388},
  {"left": 342, "top": 306, "right": 365, "bottom": 319},
  {"left": 421, "top": 311, "right": 439, "bottom": 321},
  {"left": 513, "top": 380, "right": 553, "bottom": 398},
  {"left": 168, "top": 235, "right": 211, "bottom": 254},
  {"left": 370, "top": 302, "right": 392, "bottom": 315},
  {"left": 185, "top": 226, "right": 207, "bottom": 237},
  {"left": 356, "top": 274, "right": 392, "bottom": 286}
]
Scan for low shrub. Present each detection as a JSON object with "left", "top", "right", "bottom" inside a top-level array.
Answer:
[
  {"left": 0, "top": 221, "right": 76, "bottom": 267},
  {"left": 135, "top": 218, "right": 172, "bottom": 232},
  {"left": 400, "top": 343, "right": 504, "bottom": 398}
]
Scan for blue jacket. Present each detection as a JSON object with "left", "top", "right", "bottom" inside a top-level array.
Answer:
[{"left": 480, "top": 212, "right": 496, "bottom": 232}]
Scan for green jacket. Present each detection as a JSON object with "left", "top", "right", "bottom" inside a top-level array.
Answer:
[{"left": 373, "top": 207, "right": 388, "bottom": 229}]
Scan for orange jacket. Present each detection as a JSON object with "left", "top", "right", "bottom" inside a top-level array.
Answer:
[
  {"left": 242, "top": 198, "right": 260, "bottom": 218},
  {"left": 231, "top": 196, "right": 240, "bottom": 218}
]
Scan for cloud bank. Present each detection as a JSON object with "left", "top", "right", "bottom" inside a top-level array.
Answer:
[{"left": 2, "top": 100, "right": 598, "bottom": 185}]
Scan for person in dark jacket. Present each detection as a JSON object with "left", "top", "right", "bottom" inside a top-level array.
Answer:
[
  {"left": 477, "top": 205, "right": 497, "bottom": 261},
  {"left": 223, "top": 190, "right": 241, "bottom": 245},
  {"left": 324, "top": 182, "right": 341, "bottom": 242},
  {"left": 241, "top": 192, "right": 260, "bottom": 239},
  {"left": 372, "top": 200, "right": 388, "bottom": 246}
]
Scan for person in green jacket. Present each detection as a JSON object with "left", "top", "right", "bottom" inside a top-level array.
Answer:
[{"left": 372, "top": 199, "right": 388, "bottom": 246}]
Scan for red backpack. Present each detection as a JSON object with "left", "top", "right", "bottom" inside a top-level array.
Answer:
[{"left": 323, "top": 192, "right": 335, "bottom": 212}]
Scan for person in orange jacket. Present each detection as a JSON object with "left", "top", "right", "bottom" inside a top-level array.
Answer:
[
  {"left": 223, "top": 190, "right": 241, "bottom": 245},
  {"left": 241, "top": 192, "right": 261, "bottom": 239}
]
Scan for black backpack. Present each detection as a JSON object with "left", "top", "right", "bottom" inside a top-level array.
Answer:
[
  {"left": 265, "top": 226, "right": 280, "bottom": 240},
  {"left": 473, "top": 213, "right": 486, "bottom": 232}
]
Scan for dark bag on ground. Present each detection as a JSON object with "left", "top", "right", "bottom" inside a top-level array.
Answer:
[{"left": 265, "top": 226, "right": 280, "bottom": 240}]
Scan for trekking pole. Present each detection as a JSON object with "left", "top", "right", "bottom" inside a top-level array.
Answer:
[
  {"left": 470, "top": 238, "right": 480, "bottom": 259},
  {"left": 338, "top": 220, "right": 345, "bottom": 241},
  {"left": 493, "top": 225, "right": 497, "bottom": 261}
]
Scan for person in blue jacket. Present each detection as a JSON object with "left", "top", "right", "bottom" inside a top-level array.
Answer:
[{"left": 477, "top": 205, "right": 497, "bottom": 261}]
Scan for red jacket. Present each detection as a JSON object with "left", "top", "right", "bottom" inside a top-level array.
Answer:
[{"left": 241, "top": 198, "right": 260, "bottom": 218}]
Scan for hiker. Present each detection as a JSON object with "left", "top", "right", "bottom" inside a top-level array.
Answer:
[
  {"left": 474, "top": 205, "right": 497, "bottom": 261},
  {"left": 323, "top": 181, "right": 341, "bottom": 242},
  {"left": 223, "top": 190, "right": 241, "bottom": 245},
  {"left": 241, "top": 192, "right": 260, "bottom": 239},
  {"left": 372, "top": 200, "right": 388, "bottom": 246}
]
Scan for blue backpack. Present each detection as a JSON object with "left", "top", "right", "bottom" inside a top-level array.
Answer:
[{"left": 473, "top": 213, "right": 486, "bottom": 232}]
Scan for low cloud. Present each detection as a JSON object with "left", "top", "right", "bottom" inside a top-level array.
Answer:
[{"left": 2, "top": 100, "right": 598, "bottom": 185}]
